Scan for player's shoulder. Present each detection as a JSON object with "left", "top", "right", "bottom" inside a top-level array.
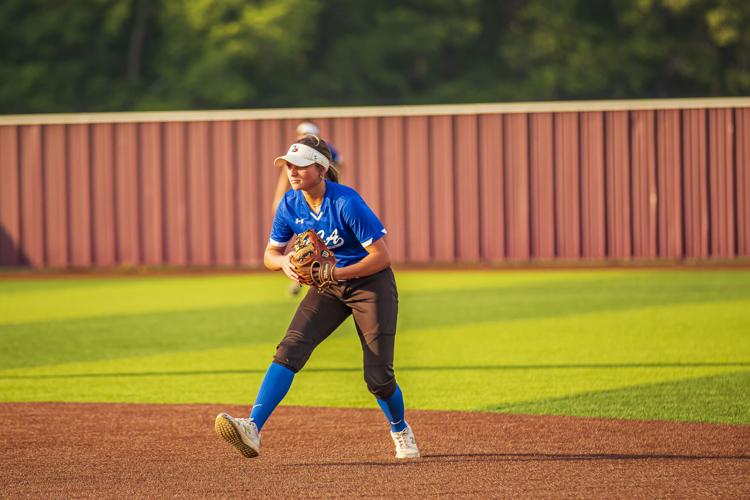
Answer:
[
  {"left": 328, "top": 181, "right": 357, "bottom": 196},
  {"left": 282, "top": 188, "right": 301, "bottom": 204},
  {"left": 327, "top": 182, "right": 362, "bottom": 205},
  {"left": 278, "top": 189, "right": 301, "bottom": 213}
]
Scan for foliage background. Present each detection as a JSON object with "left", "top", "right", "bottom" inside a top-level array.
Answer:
[{"left": 1, "top": 0, "right": 748, "bottom": 114}]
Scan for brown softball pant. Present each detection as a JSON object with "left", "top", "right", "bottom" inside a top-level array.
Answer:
[{"left": 273, "top": 267, "right": 399, "bottom": 400}]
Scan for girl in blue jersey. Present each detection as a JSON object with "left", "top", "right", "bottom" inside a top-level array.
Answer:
[
  {"left": 272, "top": 121, "right": 343, "bottom": 296},
  {"left": 215, "top": 135, "right": 420, "bottom": 460}
]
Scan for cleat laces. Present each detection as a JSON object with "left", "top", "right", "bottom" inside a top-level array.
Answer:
[
  {"left": 236, "top": 418, "right": 258, "bottom": 440},
  {"left": 394, "top": 428, "right": 412, "bottom": 449},
  {"left": 242, "top": 420, "right": 255, "bottom": 433}
]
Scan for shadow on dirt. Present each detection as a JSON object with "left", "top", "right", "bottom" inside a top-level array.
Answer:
[{"left": 286, "top": 451, "right": 750, "bottom": 467}]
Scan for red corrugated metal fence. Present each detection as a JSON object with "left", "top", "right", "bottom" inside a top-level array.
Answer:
[{"left": 1, "top": 100, "right": 748, "bottom": 268}]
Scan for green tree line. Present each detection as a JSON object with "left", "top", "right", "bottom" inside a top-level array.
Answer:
[{"left": 1, "top": 0, "right": 748, "bottom": 114}]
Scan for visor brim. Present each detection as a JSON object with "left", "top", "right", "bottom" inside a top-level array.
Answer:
[{"left": 273, "top": 154, "right": 317, "bottom": 168}]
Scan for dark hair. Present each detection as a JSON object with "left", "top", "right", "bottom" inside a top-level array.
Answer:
[{"left": 297, "top": 134, "right": 339, "bottom": 183}]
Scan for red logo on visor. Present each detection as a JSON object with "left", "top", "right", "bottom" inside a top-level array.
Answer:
[{"left": 291, "top": 145, "right": 299, "bottom": 152}]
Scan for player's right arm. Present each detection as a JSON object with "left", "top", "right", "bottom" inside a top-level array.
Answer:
[
  {"left": 264, "top": 243, "right": 299, "bottom": 281},
  {"left": 266, "top": 195, "right": 298, "bottom": 281}
]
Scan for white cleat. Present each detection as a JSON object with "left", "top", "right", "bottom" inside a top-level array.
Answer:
[
  {"left": 390, "top": 423, "right": 420, "bottom": 459},
  {"left": 214, "top": 413, "right": 261, "bottom": 458}
]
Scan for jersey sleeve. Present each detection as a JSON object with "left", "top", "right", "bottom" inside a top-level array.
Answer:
[
  {"left": 268, "top": 200, "right": 294, "bottom": 247},
  {"left": 329, "top": 144, "right": 341, "bottom": 164},
  {"left": 342, "top": 194, "right": 387, "bottom": 248}
]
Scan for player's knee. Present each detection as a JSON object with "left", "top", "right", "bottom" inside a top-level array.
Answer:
[
  {"left": 273, "top": 331, "right": 314, "bottom": 373},
  {"left": 364, "top": 366, "right": 396, "bottom": 400},
  {"left": 366, "top": 377, "right": 397, "bottom": 400}
]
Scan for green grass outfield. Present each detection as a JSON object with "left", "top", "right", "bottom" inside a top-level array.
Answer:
[{"left": 1, "top": 269, "right": 749, "bottom": 424}]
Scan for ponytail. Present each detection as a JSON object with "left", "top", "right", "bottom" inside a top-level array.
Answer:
[{"left": 325, "top": 163, "right": 340, "bottom": 183}]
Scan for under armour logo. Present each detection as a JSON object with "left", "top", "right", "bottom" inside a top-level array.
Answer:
[{"left": 295, "top": 218, "right": 305, "bottom": 224}]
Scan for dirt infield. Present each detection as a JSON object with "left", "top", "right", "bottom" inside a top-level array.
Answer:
[{"left": 1, "top": 403, "right": 748, "bottom": 498}]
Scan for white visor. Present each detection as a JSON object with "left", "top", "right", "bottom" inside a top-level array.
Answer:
[{"left": 274, "top": 143, "right": 330, "bottom": 170}]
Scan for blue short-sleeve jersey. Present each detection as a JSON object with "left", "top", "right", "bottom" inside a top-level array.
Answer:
[{"left": 269, "top": 181, "right": 387, "bottom": 267}]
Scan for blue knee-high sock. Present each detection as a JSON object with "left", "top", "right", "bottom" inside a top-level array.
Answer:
[
  {"left": 376, "top": 384, "right": 407, "bottom": 432},
  {"left": 249, "top": 362, "right": 295, "bottom": 431}
]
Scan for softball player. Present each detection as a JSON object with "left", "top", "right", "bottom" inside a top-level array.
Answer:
[
  {"left": 273, "top": 121, "right": 343, "bottom": 296},
  {"left": 215, "top": 135, "right": 420, "bottom": 459}
]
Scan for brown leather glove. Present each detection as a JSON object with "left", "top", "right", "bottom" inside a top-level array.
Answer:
[{"left": 289, "top": 230, "right": 337, "bottom": 292}]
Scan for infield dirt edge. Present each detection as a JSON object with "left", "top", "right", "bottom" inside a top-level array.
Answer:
[{"left": 2, "top": 402, "right": 749, "bottom": 498}]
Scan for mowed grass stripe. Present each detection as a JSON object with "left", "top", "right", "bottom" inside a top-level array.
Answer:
[
  {"left": 490, "top": 371, "right": 750, "bottom": 424},
  {"left": 0, "top": 363, "right": 744, "bottom": 423},
  {"left": 2, "top": 295, "right": 749, "bottom": 423},
  {"left": 0, "top": 270, "right": 748, "bottom": 423},
  {"left": 0, "top": 269, "right": 660, "bottom": 326},
  {"left": 0, "top": 275, "right": 289, "bottom": 325},
  {"left": 2, "top": 270, "right": 747, "bottom": 370}
]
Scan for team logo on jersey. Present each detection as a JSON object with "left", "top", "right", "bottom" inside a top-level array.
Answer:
[
  {"left": 317, "top": 228, "right": 344, "bottom": 249},
  {"left": 295, "top": 218, "right": 305, "bottom": 225}
]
